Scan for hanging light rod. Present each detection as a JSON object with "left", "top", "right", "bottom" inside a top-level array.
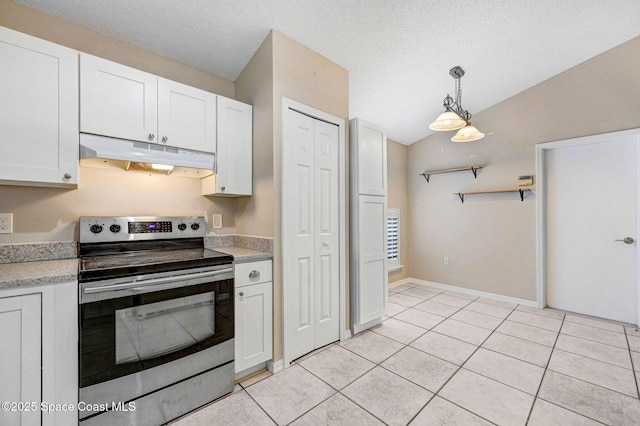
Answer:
[{"left": 429, "top": 66, "right": 485, "bottom": 142}]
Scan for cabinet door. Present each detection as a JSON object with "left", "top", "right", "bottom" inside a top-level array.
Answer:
[
  {"left": 235, "top": 281, "right": 272, "bottom": 373},
  {"left": 353, "top": 118, "right": 387, "bottom": 196},
  {"left": 216, "top": 96, "right": 253, "bottom": 195},
  {"left": 158, "top": 78, "right": 217, "bottom": 152},
  {"left": 0, "top": 294, "right": 41, "bottom": 426},
  {"left": 80, "top": 53, "right": 158, "bottom": 143},
  {"left": 0, "top": 27, "right": 78, "bottom": 187},
  {"left": 356, "top": 195, "right": 388, "bottom": 324}
]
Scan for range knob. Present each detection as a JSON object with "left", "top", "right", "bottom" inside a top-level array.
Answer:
[
  {"left": 190, "top": 223, "right": 200, "bottom": 231},
  {"left": 177, "top": 223, "right": 187, "bottom": 231},
  {"left": 90, "top": 224, "right": 103, "bottom": 234},
  {"left": 109, "top": 224, "right": 121, "bottom": 233}
]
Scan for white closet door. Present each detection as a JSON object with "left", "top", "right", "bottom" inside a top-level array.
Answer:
[
  {"left": 284, "top": 108, "right": 341, "bottom": 362},
  {"left": 314, "top": 120, "right": 340, "bottom": 348},
  {"left": 284, "top": 110, "right": 316, "bottom": 360}
]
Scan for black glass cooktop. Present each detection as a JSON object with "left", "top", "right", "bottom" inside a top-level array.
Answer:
[{"left": 79, "top": 239, "right": 233, "bottom": 282}]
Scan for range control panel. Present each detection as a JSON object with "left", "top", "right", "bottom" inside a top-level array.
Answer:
[{"left": 80, "top": 216, "right": 206, "bottom": 243}]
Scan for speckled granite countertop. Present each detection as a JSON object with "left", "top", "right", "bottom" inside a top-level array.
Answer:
[
  {"left": 0, "top": 235, "right": 273, "bottom": 290},
  {"left": 0, "top": 258, "right": 78, "bottom": 290},
  {"left": 205, "top": 235, "right": 273, "bottom": 263},
  {"left": 214, "top": 246, "right": 272, "bottom": 262}
]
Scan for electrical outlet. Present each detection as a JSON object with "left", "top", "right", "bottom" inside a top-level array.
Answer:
[
  {"left": 212, "top": 214, "right": 223, "bottom": 229},
  {"left": 443, "top": 257, "right": 449, "bottom": 266},
  {"left": 0, "top": 213, "right": 13, "bottom": 234}
]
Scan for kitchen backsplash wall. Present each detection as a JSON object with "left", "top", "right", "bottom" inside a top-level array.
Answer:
[{"left": 0, "top": 166, "right": 236, "bottom": 244}]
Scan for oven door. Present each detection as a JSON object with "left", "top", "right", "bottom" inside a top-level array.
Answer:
[{"left": 79, "top": 267, "right": 234, "bottom": 389}]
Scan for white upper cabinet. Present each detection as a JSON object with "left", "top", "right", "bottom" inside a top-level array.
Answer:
[
  {"left": 0, "top": 27, "right": 78, "bottom": 188},
  {"left": 352, "top": 119, "right": 387, "bottom": 196},
  {"left": 80, "top": 54, "right": 158, "bottom": 143},
  {"left": 80, "top": 54, "right": 217, "bottom": 153},
  {"left": 158, "top": 78, "right": 217, "bottom": 152},
  {"left": 202, "top": 96, "right": 253, "bottom": 196}
]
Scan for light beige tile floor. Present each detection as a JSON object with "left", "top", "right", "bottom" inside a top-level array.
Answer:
[{"left": 172, "top": 282, "right": 640, "bottom": 425}]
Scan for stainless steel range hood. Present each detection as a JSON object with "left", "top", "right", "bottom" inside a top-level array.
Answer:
[{"left": 80, "top": 134, "right": 215, "bottom": 170}]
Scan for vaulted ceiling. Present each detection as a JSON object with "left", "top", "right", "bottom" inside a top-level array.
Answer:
[{"left": 14, "top": 0, "right": 640, "bottom": 144}]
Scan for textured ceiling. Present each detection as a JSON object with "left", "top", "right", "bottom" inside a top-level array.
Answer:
[{"left": 14, "top": 0, "right": 640, "bottom": 144}]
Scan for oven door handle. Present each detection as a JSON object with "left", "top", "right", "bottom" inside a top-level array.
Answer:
[{"left": 83, "top": 268, "right": 234, "bottom": 294}]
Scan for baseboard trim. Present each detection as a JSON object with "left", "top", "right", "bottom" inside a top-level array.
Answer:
[
  {"left": 341, "top": 329, "right": 352, "bottom": 341},
  {"left": 400, "top": 277, "right": 537, "bottom": 307},
  {"left": 267, "top": 359, "right": 284, "bottom": 374},
  {"left": 389, "top": 277, "right": 415, "bottom": 287}
]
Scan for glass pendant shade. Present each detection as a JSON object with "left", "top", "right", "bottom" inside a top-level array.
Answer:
[
  {"left": 451, "top": 124, "right": 485, "bottom": 142},
  {"left": 429, "top": 111, "right": 466, "bottom": 131}
]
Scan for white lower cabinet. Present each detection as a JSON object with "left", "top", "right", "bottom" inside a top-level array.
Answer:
[
  {"left": 0, "top": 282, "right": 78, "bottom": 426},
  {"left": 0, "top": 294, "right": 41, "bottom": 426},
  {"left": 235, "top": 260, "right": 273, "bottom": 375}
]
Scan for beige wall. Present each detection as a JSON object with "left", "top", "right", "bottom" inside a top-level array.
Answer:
[
  {"left": 234, "top": 33, "right": 275, "bottom": 238},
  {"left": 387, "top": 139, "right": 409, "bottom": 283},
  {"left": 234, "top": 31, "right": 349, "bottom": 362},
  {"left": 408, "top": 36, "right": 640, "bottom": 301},
  {"left": 272, "top": 31, "right": 349, "bottom": 361},
  {"left": 0, "top": 0, "right": 238, "bottom": 244},
  {"left": 0, "top": 0, "right": 233, "bottom": 96}
]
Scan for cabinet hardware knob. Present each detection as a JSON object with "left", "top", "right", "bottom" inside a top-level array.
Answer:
[
  {"left": 239, "top": 292, "right": 244, "bottom": 297},
  {"left": 221, "top": 186, "right": 226, "bottom": 191},
  {"left": 249, "top": 270, "right": 260, "bottom": 279},
  {"left": 148, "top": 133, "right": 155, "bottom": 141},
  {"left": 63, "top": 173, "right": 72, "bottom": 179},
  {"left": 615, "top": 237, "right": 635, "bottom": 244},
  {"left": 161, "top": 136, "right": 168, "bottom": 143}
]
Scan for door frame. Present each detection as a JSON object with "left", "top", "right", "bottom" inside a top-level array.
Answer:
[
  {"left": 281, "top": 97, "right": 347, "bottom": 367},
  {"left": 535, "top": 128, "right": 640, "bottom": 324}
]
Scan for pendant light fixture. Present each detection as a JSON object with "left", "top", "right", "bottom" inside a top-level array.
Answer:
[{"left": 429, "top": 66, "right": 485, "bottom": 142}]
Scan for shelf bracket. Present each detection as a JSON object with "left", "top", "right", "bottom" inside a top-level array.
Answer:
[
  {"left": 471, "top": 166, "right": 479, "bottom": 179},
  {"left": 423, "top": 173, "right": 430, "bottom": 183},
  {"left": 519, "top": 189, "right": 525, "bottom": 201},
  {"left": 457, "top": 193, "right": 465, "bottom": 204}
]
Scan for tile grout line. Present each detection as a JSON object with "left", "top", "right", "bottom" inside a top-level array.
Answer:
[
  {"left": 521, "top": 314, "right": 625, "bottom": 425},
  {"left": 237, "top": 388, "right": 281, "bottom": 426},
  {"left": 624, "top": 327, "right": 640, "bottom": 399},
  {"left": 403, "top": 297, "right": 519, "bottom": 425},
  {"left": 524, "top": 312, "right": 565, "bottom": 424}
]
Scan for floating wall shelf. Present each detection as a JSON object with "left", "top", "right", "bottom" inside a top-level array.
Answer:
[
  {"left": 421, "top": 165, "right": 483, "bottom": 182},
  {"left": 454, "top": 188, "right": 532, "bottom": 203}
]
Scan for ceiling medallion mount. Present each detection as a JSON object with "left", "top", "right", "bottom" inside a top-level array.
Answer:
[{"left": 429, "top": 66, "right": 485, "bottom": 142}]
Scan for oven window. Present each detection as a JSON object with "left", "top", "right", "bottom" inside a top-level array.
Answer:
[
  {"left": 80, "top": 278, "right": 233, "bottom": 388},
  {"left": 115, "top": 292, "right": 215, "bottom": 364}
]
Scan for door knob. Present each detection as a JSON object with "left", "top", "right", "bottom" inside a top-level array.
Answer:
[{"left": 615, "top": 237, "right": 635, "bottom": 244}]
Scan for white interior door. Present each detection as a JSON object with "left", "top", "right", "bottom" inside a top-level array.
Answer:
[
  {"left": 313, "top": 120, "right": 340, "bottom": 348},
  {"left": 545, "top": 132, "right": 639, "bottom": 323},
  {"left": 283, "top": 108, "right": 340, "bottom": 362}
]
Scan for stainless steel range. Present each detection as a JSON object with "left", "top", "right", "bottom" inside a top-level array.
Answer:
[{"left": 78, "top": 216, "right": 234, "bottom": 426}]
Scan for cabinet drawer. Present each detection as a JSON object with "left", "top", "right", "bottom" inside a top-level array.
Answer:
[{"left": 235, "top": 260, "right": 272, "bottom": 288}]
